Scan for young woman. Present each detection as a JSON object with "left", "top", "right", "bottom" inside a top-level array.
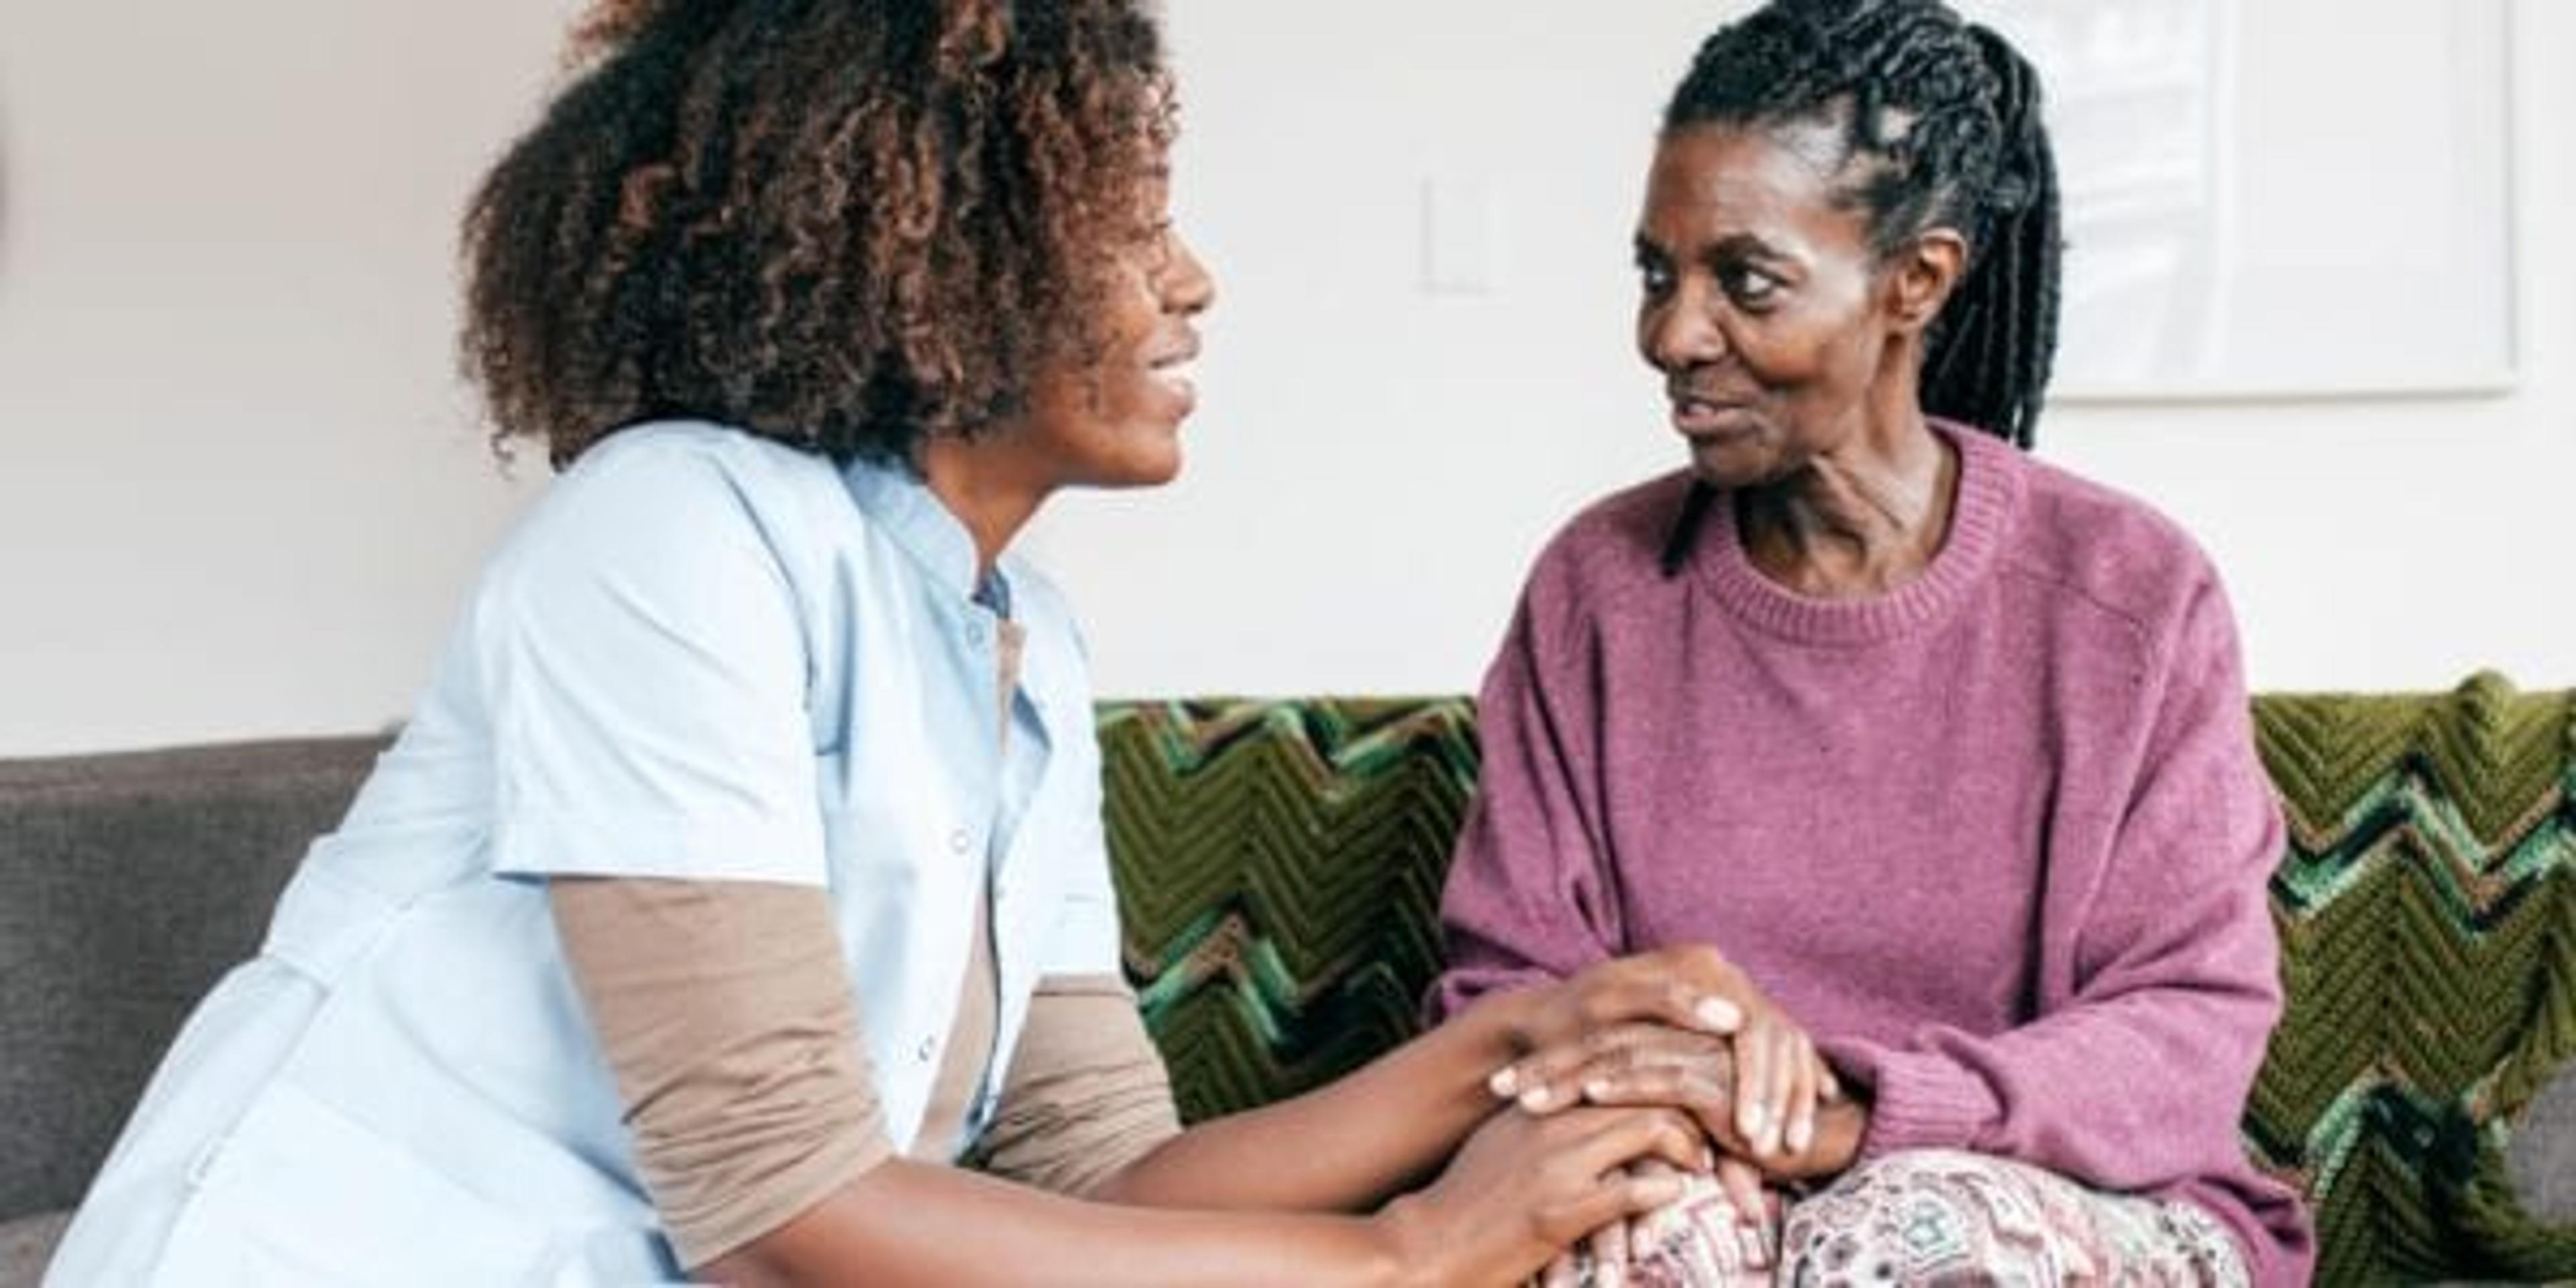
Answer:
[
  {"left": 1436, "top": 2, "right": 2314, "bottom": 1283},
  {"left": 46, "top": 3, "right": 1728, "bottom": 1283}
]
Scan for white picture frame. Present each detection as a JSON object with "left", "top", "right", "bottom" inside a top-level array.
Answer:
[{"left": 1958, "top": 0, "right": 2517, "bottom": 400}]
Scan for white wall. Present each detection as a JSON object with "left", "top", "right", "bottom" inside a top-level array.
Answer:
[
  {"left": 1, "top": 1, "right": 2566, "bottom": 756},
  {"left": 0, "top": 0, "right": 576, "bottom": 755}
]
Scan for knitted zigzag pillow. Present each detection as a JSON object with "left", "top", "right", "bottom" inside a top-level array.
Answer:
[{"left": 2251, "top": 674, "right": 2576, "bottom": 1282}]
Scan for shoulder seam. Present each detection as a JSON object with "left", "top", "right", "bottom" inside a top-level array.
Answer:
[{"left": 1992, "top": 555, "right": 2160, "bottom": 657}]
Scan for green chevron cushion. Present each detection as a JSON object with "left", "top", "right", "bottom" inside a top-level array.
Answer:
[
  {"left": 1097, "top": 674, "right": 2576, "bottom": 1285},
  {"left": 2251, "top": 674, "right": 2576, "bottom": 1283}
]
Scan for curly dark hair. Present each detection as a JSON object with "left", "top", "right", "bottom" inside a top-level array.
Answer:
[
  {"left": 1666, "top": 0, "right": 2061, "bottom": 449},
  {"left": 462, "top": 0, "right": 1173, "bottom": 468}
]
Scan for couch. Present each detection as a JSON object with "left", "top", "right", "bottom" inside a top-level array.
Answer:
[{"left": 4, "top": 675, "right": 2571, "bottom": 1285}]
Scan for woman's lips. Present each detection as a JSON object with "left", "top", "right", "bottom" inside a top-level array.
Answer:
[
  {"left": 1670, "top": 395, "right": 1754, "bottom": 438},
  {"left": 1148, "top": 357, "right": 1197, "bottom": 409}
]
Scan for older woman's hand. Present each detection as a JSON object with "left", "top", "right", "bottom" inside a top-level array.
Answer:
[{"left": 1491, "top": 947, "right": 1844, "bottom": 1173}]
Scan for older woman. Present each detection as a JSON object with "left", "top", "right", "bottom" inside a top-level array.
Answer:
[
  {"left": 1434, "top": 1, "right": 2314, "bottom": 1283},
  {"left": 44, "top": 3, "right": 1725, "bottom": 1283}
]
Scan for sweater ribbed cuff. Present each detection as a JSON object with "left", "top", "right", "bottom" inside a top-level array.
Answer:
[{"left": 1856, "top": 1049, "right": 2002, "bottom": 1159}]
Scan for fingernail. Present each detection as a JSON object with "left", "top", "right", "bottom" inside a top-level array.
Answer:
[
  {"left": 1488, "top": 1067, "right": 1519, "bottom": 1098},
  {"left": 1787, "top": 1117, "right": 1814, "bottom": 1155},
  {"left": 1599, "top": 1267, "right": 1623, "bottom": 1288},
  {"left": 1694, "top": 998, "right": 1742, "bottom": 1032},
  {"left": 1519, "top": 1085, "right": 1552, "bottom": 1111},
  {"left": 1739, "top": 1104, "right": 1766, "bottom": 1140}
]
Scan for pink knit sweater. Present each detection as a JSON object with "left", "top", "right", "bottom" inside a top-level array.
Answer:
[{"left": 1433, "top": 423, "right": 2314, "bottom": 1285}]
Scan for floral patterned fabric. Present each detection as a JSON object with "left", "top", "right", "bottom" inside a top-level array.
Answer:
[{"left": 1586, "top": 1150, "right": 2247, "bottom": 1287}]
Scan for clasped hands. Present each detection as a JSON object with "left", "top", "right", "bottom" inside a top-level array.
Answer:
[{"left": 1495, "top": 949, "right": 1862, "bottom": 1285}]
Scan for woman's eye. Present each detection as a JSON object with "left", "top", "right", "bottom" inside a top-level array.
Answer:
[
  {"left": 1136, "top": 219, "right": 1175, "bottom": 270},
  {"left": 1721, "top": 265, "right": 1782, "bottom": 307}
]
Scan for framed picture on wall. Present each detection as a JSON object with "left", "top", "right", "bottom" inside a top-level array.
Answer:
[{"left": 1958, "top": 0, "right": 2517, "bottom": 400}]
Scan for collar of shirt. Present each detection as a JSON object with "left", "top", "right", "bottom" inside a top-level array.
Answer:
[{"left": 839, "top": 454, "right": 1015, "bottom": 619}]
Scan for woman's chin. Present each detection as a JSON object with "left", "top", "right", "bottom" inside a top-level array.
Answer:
[
  {"left": 1087, "top": 439, "right": 1185, "bottom": 490},
  {"left": 1126, "top": 451, "right": 1184, "bottom": 489},
  {"left": 1686, "top": 437, "right": 1771, "bottom": 490}
]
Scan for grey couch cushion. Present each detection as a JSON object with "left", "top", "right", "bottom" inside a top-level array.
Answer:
[
  {"left": 0, "top": 738, "right": 383, "bottom": 1223},
  {"left": 2511, "top": 1063, "right": 2576, "bottom": 1223},
  {"left": 0, "top": 1210, "right": 70, "bottom": 1288}
]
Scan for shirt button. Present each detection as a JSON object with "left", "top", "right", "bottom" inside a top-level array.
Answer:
[
  {"left": 916, "top": 1036, "right": 937, "bottom": 1063},
  {"left": 948, "top": 828, "right": 973, "bottom": 855},
  {"left": 965, "top": 621, "right": 988, "bottom": 647},
  {"left": 184, "top": 1134, "right": 229, "bottom": 1188}
]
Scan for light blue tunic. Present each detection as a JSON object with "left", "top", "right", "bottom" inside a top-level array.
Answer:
[{"left": 46, "top": 423, "right": 1123, "bottom": 1285}]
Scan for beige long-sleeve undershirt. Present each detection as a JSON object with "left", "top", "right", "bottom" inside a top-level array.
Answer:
[{"left": 549, "top": 616, "right": 1178, "bottom": 1270}]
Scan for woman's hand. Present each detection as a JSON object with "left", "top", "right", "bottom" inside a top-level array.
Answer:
[
  {"left": 1491, "top": 949, "right": 1841, "bottom": 1166},
  {"left": 1505, "top": 1021, "right": 1836, "bottom": 1172},
  {"left": 1532, "top": 1155, "right": 1776, "bottom": 1288},
  {"left": 1545, "top": 1034, "right": 1872, "bottom": 1185},
  {"left": 1378, "top": 1104, "right": 1707, "bottom": 1288},
  {"left": 1490, "top": 947, "right": 1756, "bottom": 1066}
]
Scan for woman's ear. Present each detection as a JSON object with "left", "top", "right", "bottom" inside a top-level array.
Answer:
[{"left": 1885, "top": 228, "right": 1968, "bottom": 335}]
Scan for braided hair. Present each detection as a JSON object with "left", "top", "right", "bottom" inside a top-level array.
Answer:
[
  {"left": 462, "top": 0, "right": 1173, "bottom": 468},
  {"left": 1664, "top": 0, "right": 2060, "bottom": 449}
]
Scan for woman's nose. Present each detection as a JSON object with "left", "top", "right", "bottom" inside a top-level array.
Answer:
[
  {"left": 1642, "top": 293, "right": 1724, "bottom": 372},
  {"left": 1160, "top": 230, "right": 1216, "bottom": 316}
]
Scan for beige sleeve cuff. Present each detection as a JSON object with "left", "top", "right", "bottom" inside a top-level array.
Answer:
[
  {"left": 550, "top": 878, "right": 895, "bottom": 1270},
  {"left": 967, "top": 973, "right": 1181, "bottom": 1198}
]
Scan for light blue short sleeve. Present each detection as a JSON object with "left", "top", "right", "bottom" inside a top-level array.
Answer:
[
  {"left": 1030, "top": 600, "right": 1124, "bottom": 979},
  {"left": 1042, "top": 781, "right": 1126, "bottom": 979},
  {"left": 476, "top": 436, "right": 825, "bottom": 886}
]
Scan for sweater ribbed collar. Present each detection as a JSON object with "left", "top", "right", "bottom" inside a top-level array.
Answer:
[{"left": 1686, "top": 419, "right": 2025, "bottom": 647}]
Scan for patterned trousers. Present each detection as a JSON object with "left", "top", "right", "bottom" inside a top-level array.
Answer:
[{"left": 1601, "top": 1149, "right": 2249, "bottom": 1287}]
